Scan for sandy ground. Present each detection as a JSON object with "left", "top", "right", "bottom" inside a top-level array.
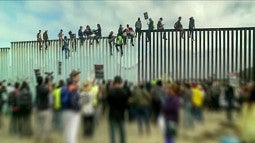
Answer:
[{"left": 0, "top": 109, "right": 240, "bottom": 143}]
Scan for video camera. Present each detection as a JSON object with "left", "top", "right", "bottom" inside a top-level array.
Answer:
[{"left": 45, "top": 72, "right": 54, "bottom": 82}]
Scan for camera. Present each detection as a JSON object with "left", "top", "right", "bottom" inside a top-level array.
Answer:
[{"left": 45, "top": 72, "right": 54, "bottom": 82}]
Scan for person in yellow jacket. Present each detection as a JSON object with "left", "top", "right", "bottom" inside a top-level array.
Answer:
[
  {"left": 191, "top": 83, "right": 204, "bottom": 122},
  {"left": 52, "top": 80, "right": 65, "bottom": 131},
  {"left": 238, "top": 82, "right": 255, "bottom": 143},
  {"left": 115, "top": 34, "right": 124, "bottom": 56}
]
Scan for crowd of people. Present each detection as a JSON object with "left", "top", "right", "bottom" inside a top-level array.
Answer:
[
  {"left": 0, "top": 71, "right": 255, "bottom": 143},
  {"left": 36, "top": 16, "right": 195, "bottom": 58}
]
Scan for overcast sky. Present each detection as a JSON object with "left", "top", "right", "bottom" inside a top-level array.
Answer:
[{"left": 0, "top": 0, "right": 254, "bottom": 47}]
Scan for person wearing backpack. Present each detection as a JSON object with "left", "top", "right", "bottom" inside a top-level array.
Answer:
[
  {"left": 8, "top": 82, "right": 21, "bottom": 135},
  {"left": 34, "top": 76, "right": 52, "bottom": 143},
  {"left": 18, "top": 81, "right": 32, "bottom": 136},
  {"left": 62, "top": 70, "right": 81, "bottom": 143}
]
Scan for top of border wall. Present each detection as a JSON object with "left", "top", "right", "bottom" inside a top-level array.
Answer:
[{"left": 10, "top": 27, "right": 255, "bottom": 44}]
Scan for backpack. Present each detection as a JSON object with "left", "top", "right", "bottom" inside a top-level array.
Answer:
[
  {"left": 17, "top": 89, "right": 32, "bottom": 110},
  {"left": 61, "top": 85, "right": 70, "bottom": 109}
]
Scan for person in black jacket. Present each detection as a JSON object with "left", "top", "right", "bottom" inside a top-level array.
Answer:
[
  {"left": 34, "top": 76, "right": 52, "bottom": 143},
  {"left": 225, "top": 84, "right": 234, "bottom": 122},
  {"left": 18, "top": 81, "right": 33, "bottom": 136},
  {"left": 189, "top": 17, "right": 195, "bottom": 41},
  {"left": 107, "top": 76, "right": 128, "bottom": 143}
]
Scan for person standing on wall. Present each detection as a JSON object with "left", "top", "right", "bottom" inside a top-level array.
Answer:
[
  {"left": 174, "top": 17, "right": 184, "bottom": 39},
  {"left": 37, "top": 30, "right": 43, "bottom": 50},
  {"left": 43, "top": 30, "right": 49, "bottom": 50},
  {"left": 135, "top": 17, "right": 142, "bottom": 39},
  {"left": 58, "top": 29, "right": 64, "bottom": 48},
  {"left": 146, "top": 18, "right": 154, "bottom": 42},
  {"left": 188, "top": 17, "right": 195, "bottom": 41},
  {"left": 157, "top": 17, "right": 167, "bottom": 40}
]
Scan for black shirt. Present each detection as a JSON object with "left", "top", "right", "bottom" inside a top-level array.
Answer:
[
  {"left": 107, "top": 87, "right": 128, "bottom": 121},
  {"left": 36, "top": 84, "right": 50, "bottom": 110}
]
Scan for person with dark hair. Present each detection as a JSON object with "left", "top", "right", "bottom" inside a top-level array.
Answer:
[
  {"left": 150, "top": 79, "right": 165, "bottom": 123},
  {"left": 162, "top": 83, "right": 181, "bottom": 143},
  {"left": 115, "top": 34, "right": 124, "bottom": 56},
  {"left": 123, "top": 24, "right": 135, "bottom": 46},
  {"left": 18, "top": 81, "right": 33, "bottom": 136},
  {"left": 78, "top": 26, "right": 84, "bottom": 46},
  {"left": 68, "top": 31, "right": 76, "bottom": 52},
  {"left": 91, "top": 24, "right": 102, "bottom": 45},
  {"left": 132, "top": 84, "right": 151, "bottom": 134},
  {"left": 34, "top": 76, "right": 52, "bottom": 143},
  {"left": 58, "top": 29, "right": 64, "bottom": 48},
  {"left": 225, "top": 84, "right": 234, "bottom": 122},
  {"left": 37, "top": 30, "right": 43, "bottom": 50},
  {"left": 43, "top": 30, "right": 49, "bottom": 50},
  {"left": 108, "top": 31, "right": 115, "bottom": 56},
  {"left": 174, "top": 16, "right": 184, "bottom": 39},
  {"left": 135, "top": 17, "right": 142, "bottom": 39},
  {"left": 107, "top": 76, "right": 128, "bottom": 143},
  {"left": 157, "top": 17, "right": 167, "bottom": 40},
  {"left": 118, "top": 24, "right": 124, "bottom": 36},
  {"left": 84, "top": 25, "right": 93, "bottom": 45},
  {"left": 188, "top": 17, "right": 195, "bottom": 41},
  {"left": 62, "top": 36, "right": 70, "bottom": 59},
  {"left": 52, "top": 80, "right": 65, "bottom": 131},
  {"left": 8, "top": 82, "right": 21, "bottom": 135},
  {"left": 146, "top": 18, "right": 154, "bottom": 42}
]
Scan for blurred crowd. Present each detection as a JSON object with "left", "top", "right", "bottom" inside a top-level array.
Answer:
[{"left": 0, "top": 73, "right": 255, "bottom": 143}]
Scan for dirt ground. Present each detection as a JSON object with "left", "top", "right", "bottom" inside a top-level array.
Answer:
[{"left": 0, "top": 109, "right": 240, "bottom": 143}]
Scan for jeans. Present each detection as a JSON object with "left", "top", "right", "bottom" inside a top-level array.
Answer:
[
  {"left": 183, "top": 102, "right": 194, "bottom": 128},
  {"left": 136, "top": 106, "right": 150, "bottom": 133},
  {"left": 189, "top": 27, "right": 194, "bottom": 40},
  {"left": 108, "top": 119, "right": 126, "bottom": 143},
  {"left": 193, "top": 107, "right": 203, "bottom": 122},
  {"left": 53, "top": 110, "right": 63, "bottom": 131},
  {"left": 62, "top": 46, "right": 70, "bottom": 59}
]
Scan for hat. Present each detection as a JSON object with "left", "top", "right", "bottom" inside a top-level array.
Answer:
[
  {"left": 69, "top": 69, "right": 80, "bottom": 78},
  {"left": 82, "top": 80, "right": 92, "bottom": 92}
]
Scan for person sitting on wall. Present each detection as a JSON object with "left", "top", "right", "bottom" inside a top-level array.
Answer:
[{"left": 174, "top": 16, "right": 184, "bottom": 39}]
